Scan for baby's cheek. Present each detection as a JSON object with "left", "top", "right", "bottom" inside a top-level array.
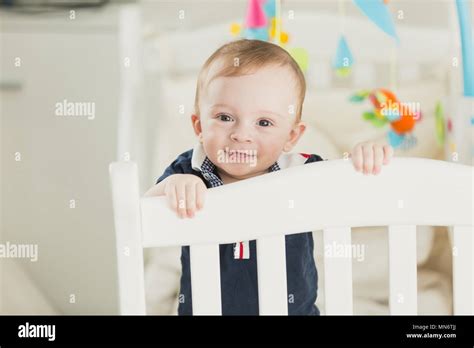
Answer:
[
  {"left": 256, "top": 143, "right": 284, "bottom": 165},
  {"left": 261, "top": 138, "right": 285, "bottom": 154},
  {"left": 202, "top": 134, "right": 225, "bottom": 156}
]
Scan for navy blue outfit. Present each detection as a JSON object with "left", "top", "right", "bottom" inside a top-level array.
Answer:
[{"left": 156, "top": 149, "right": 324, "bottom": 315}]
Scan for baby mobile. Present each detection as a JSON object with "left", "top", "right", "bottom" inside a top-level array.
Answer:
[
  {"left": 350, "top": 88, "right": 421, "bottom": 149},
  {"left": 228, "top": 0, "right": 473, "bottom": 154},
  {"left": 333, "top": 0, "right": 354, "bottom": 77},
  {"left": 229, "top": 0, "right": 309, "bottom": 73},
  {"left": 348, "top": 0, "right": 422, "bottom": 150}
]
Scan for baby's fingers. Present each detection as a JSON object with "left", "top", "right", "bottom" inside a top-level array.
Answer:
[
  {"left": 373, "top": 145, "right": 384, "bottom": 175},
  {"left": 164, "top": 183, "right": 178, "bottom": 212},
  {"left": 196, "top": 182, "right": 206, "bottom": 211},
  {"left": 185, "top": 182, "right": 196, "bottom": 218},
  {"left": 362, "top": 144, "right": 374, "bottom": 174},
  {"left": 383, "top": 145, "right": 394, "bottom": 165},
  {"left": 351, "top": 144, "right": 363, "bottom": 172},
  {"left": 175, "top": 184, "right": 187, "bottom": 219}
]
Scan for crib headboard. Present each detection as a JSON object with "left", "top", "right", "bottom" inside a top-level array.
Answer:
[{"left": 110, "top": 158, "right": 473, "bottom": 315}]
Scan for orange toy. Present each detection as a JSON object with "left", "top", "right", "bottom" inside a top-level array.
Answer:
[{"left": 350, "top": 88, "right": 422, "bottom": 148}]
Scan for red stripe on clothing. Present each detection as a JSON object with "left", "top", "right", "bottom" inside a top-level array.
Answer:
[{"left": 239, "top": 242, "right": 243, "bottom": 259}]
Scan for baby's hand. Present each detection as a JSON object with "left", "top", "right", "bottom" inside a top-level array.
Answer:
[
  {"left": 161, "top": 174, "right": 207, "bottom": 218},
  {"left": 350, "top": 142, "right": 394, "bottom": 175}
]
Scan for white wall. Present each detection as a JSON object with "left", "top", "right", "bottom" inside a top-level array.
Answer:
[{"left": 0, "top": 2, "right": 143, "bottom": 314}]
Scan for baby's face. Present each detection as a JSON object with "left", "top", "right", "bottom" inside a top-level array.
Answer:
[{"left": 192, "top": 64, "right": 306, "bottom": 181}]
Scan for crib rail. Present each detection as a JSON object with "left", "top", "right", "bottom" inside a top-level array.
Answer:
[{"left": 110, "top": 158, "right": 473, "bottom": 315}]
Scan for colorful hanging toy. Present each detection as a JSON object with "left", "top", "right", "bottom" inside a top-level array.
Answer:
[
  {"left": 230, "top": 0, "right": 287, "bottom": 44},
  {"left": 333, "top": 36, "right": 354, "bottom": 77},
  {"left": 434, "top": 100, "right": 454, "bottom": 147},
  {"left": 353, "top": 0, "right": 399, "bottom": 42},
  {"left": 229, "top": 0, "right": 309, "bottom": 73},
  {"left": 350, "top": 88, "right": 422, "bottom": 149},
  {"left": 333, "top": 1, "right": 354, "bottom": 77}
]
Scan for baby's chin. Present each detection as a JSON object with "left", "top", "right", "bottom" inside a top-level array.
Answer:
[{"left": 217, "top": 163, "right": 264, "bottom": 179}]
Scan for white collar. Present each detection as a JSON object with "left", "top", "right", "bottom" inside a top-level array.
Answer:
[
  {"left": 191, "top": 142, "right": 208, "bottom": 172},
  {"left": 191, "top": 143, "right": 308, "bottom": 172}
]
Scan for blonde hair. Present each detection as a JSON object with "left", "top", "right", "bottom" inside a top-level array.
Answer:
[{"left": 194, "top": 39, "right": 306, "bottom": 121}]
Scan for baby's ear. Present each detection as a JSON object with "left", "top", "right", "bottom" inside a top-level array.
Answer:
[
  {"left": 191, "top": 114, "right": 202, "bottom": 137},
  {"left": 284, "top": 121, "right": 306, "bottom": 152}
]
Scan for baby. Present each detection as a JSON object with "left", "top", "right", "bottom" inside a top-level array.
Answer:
[{"left": 145, "top": 39, "right": 393, "bottom": 315}]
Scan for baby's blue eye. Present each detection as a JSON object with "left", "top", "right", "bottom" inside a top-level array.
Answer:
[
  {"left": 218, "top": 114, "right": 233, "bottom": 122},
  {"left": 258, "top": 119, "right": 273, "bottom": 127}
]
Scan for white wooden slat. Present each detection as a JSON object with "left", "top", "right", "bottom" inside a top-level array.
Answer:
[
  {"left": 388, "top": 225, "right": 417, "bottom": 315},
  {"left": 257, "top": 236, "right": 288, "bottom": 315},
  {"left": 452, "top": 225, "right": 474, "bottom": 315},
  {"left": 190, "top": 244, "right": 222, "bottom": 315},
  {"left": 109, "top": 162, "right": 146, "bottom": 315},
  {"left": 323, "top": 227, "right": 353, "bottom": 315}
]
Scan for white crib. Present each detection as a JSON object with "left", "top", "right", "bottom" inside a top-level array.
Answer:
[{"left": 109, "top": 158, "right": 473, "bottom": 315}]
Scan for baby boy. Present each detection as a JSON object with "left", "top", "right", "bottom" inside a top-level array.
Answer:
[{"left": 145, "top": 39, "right": 394, "bottom": 315}]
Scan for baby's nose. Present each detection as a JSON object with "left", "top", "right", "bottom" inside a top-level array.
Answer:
[
  {"left": 230, "top": 131, "right": 253, "bottom": 143},
  {"left": 230, "top": 125, "right": 253, "bottom": 143}
]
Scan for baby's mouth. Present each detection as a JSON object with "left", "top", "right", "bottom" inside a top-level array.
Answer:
[
  {"left": 222, "top": 149, "right": 258, "bottom": 167},
  {"left": 226, "top": 149, "right": 256, "bottom": 158},
  {"left": 228, "top": 150, "right": 251, "bottom": 155}
]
